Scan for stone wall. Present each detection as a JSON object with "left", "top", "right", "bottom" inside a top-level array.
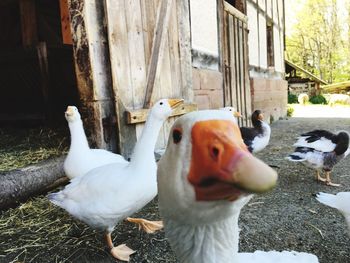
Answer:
[
  {"left": 192, "top": 68, "right": 223, "bottom": 109},
  {"left": 250, "top": 77, "right": 288, "bottom": 122}
]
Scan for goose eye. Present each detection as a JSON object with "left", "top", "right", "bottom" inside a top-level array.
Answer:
[
  {"left": 173, "top": 128, "right": 182, "bottom": 144},
  {"left": 160, "top": 102, "right": 163, "bottom": 105}
]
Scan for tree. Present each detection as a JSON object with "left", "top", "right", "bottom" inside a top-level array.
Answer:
[{"left": 286, "top": 0, "right": 350, "bottom": 83}]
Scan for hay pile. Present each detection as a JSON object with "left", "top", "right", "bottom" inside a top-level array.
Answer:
[
  {"left": 0, "top": 196, "right": 110, "bottom": 263},
  {"left": 0, "top": 127, "right": 68, "bottom": 173}
]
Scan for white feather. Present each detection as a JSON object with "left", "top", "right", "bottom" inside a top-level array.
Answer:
[
  {"left": 293, "top": 136, "right": 336, "bottom": 152},
  {"left": 316, "top": 192, "right": 350, "bottom": 235},
  {"left": 238, "top": 250, "right": 319, "bottom": 263},
  {"left": 64, "top": 106, "right": 127, "bottom": 179}
]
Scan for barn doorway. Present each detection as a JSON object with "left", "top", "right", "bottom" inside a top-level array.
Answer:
[{"left": 0, "top": 0, "right": 78, "bottom": 124}]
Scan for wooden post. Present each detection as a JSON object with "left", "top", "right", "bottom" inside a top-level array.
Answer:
[
  {"left": 67, "top": 0, "right": 118, "bottom": 152},
  {"left": 59, "top": 0, "right": 73, "bottom": 45},
  {"left": 19, "top": 0, "right": 38, "bottom": 46}
]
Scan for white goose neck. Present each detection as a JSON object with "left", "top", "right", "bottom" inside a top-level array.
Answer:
[
  {"left": 164, "top": 215, "right": 240, "bottom": 263},
  {"left": 68, "top": 120, "right": 90, "bottom": 152},
  {"left": 130, "top": 115, "right": 164, "bottom": 168}
]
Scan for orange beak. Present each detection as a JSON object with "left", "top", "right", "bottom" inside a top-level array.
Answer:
[
  {"left": 234, "top": 111, "right": 242, "bottom": 118},
  {"left": 65, "top": 106, "right": 74, "bottom": 116},
  {"left": 188, "top": 120, "right": 277, "bottom": 202},
  {"left": 168, "top": 99, "right": 184, "bottom": 109}
]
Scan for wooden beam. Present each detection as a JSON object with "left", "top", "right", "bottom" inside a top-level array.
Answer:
[
  {"left": 177, "top": 0, "right": 193, "bottom": 101},
  {"left": 59, "top": 0, "right": 73, "bottom": 45},
  {"left": 19, "top": 0, "right": 38, "bottom": 46},
  {"left": 126, "top": 103, "right": 197, "bottom": 124},
  {"left": 224, "top": 2, "right": 248, "bottom": 23},
  {"left": 67, "top": 0, "right": 118, "bottom": 152},
  {"left": 143, "top": 0, "right": 174, "bottom": 108}
]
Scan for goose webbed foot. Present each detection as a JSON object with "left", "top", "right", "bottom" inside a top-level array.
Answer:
[
  {"left": 325, "top": 171, "right": 341, "bottom": 187},
  {"left": 105, "top": 232, "right": 135, "bottom": 261},
  {"left": 325, "top": 180, "right": 341, "bottom": 187},
  {"left": 126, "top": 217, "right": 163, "bottom": 233}
]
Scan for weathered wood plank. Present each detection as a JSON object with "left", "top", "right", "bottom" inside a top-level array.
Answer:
[
  {"left": 125, "top": 0, "right": 147, "bottom": 109},
  {"left": 223, "top": 12, "right": 231, "bottom": 106},
  {"left": 143, "top": 0, "right": 174, "bottom": 108},
  {"left": 224, "top": 1, "right": 248, "bottom": 23},
  {"left": 233, "top": 17, "right": 243, "bottom": 126},
  {"left": 126, "top": 103, "right": 197, "bottom": 124},
  {"left": 19, "top": 0, "right": 38, "bottom": 46},
  {"left": 67, "top": 0, "right": 117, "bottom": 151},
  {"left": 228, "top": 15, "right": 237, "bottom": 110},
  {"left": 177, "top": 0, "right": 193, "bottom": 101},
  {"left": 59, "top": 0, "right": 73, "bottom": 45},
  {"left": 243, "top": 25, "right": 252, "bottom": 126}
]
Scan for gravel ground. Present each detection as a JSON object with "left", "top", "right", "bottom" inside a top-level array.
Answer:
[{"left": 1, "top": 117, "right": 350, "bottom": 263}]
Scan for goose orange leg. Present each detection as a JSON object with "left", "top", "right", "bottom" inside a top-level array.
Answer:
[
  {"left": 126, "top": 217, "right": 163, "bottom": 233},
  {"left": 325, "top": 171, "right": 341, "bottom": 187},
  {"left": 105, "top": 232, "right": 135, "bottom": 261},
  {"left": 316, "top": 171, "right": 326, "bottom": 182}
]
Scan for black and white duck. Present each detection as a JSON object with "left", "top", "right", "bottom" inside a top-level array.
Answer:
[
  {"left": 240, "top": 110, "right": 271, "bottom": 153},
  {"left": 287, "top": 130, "right": 350, "bottom": 186}
]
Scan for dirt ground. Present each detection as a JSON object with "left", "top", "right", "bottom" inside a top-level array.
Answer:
[{"left": 1, "top": 116, "right": 350, "bottom": 263}]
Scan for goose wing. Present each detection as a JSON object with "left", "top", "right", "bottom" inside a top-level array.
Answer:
[
  {"left": 293, "top": 130, "right": 337, "bottom": 152},
  {"left": 240, "top": 127, "right": 260, "bottom": 152}
]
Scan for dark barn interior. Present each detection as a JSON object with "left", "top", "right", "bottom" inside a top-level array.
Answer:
[{"left": 0, "top": 0, "right": 79, "bottom": 124}]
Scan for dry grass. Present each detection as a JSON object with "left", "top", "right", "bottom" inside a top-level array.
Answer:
[
  {"left": 0, "top": 127, "right": 68, "bottom": 172},
  {"left": 0, "top": 195, "right": 111, "bottom": 263}
]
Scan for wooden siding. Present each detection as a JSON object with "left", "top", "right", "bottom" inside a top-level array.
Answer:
[
  {"left": 223, "top": 2, "right": 252, "bottom": 126},
  {"left": 105, "top": 0, "right": 193, "bottom": 157}
]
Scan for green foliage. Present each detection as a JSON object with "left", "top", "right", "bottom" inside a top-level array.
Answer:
[
  {"left": 287, "top": 106, "right": 294, "bottom": 117},
  {"left": 309, "top": 95, "right": 327, "bottom": 104},
  {"left": 286, "top": 0, "right": 350, "bottom": 83},
  {"left": 288, "top": 94, "right": 298, "bottom": 104}
]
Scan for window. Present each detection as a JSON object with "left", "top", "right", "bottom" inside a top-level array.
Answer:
[{"left": 266, "top": 20, "right": 274, "bottom": 67}]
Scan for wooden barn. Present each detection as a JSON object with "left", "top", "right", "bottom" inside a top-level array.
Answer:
[
  {"left": 0, "top": 0, "right": 287, "bottom": 158},
  {"left": 285, "top": 59, "right": 328, "bottom": 97}
]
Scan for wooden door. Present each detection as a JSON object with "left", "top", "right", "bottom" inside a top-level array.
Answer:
[
  {"left": 104, "top": 0, "right": 193, "bottom": 157},
  {"left": 222, "top": 1, "right": 252, "bottom": 126}
]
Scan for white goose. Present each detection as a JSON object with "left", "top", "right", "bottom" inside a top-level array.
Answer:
[
  {"left": 49, "top": 99, "right": 183, "bottom": 261},
  {"left": 220, "top": 106, "right": 242, "bottom": 120},
  {"left": 316, "top": 192, "right": 350, "bottom": 235},
  {"left": 64, "top": 106, "right": 127, "bottom": 179},
  {"left": 157, "top": 110, "right": 319, "bottom": 263}
]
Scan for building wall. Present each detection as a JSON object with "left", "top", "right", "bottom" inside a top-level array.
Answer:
[
  {"left": 251, "top": 78, "right": 288, "bottom": 122},
  {"left": 192, "top": 68, "right": 223, "bottom": 109},
  {"left": 247, "top": 0, "right": 287, "bottom": 121},
  {"left": 189, "top": 0, "right": 222, "bottom": 109},
  {"left": 247, "top": 0, "right": 284, "bottom": 73},
  {"left": 188, "top": 0, "right": 287, "bottom": 119}
]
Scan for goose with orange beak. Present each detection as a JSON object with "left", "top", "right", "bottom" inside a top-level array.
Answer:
[
  {"left": 49, "top": 99, "right": 183, "bottom": 262},
  {"left": 157, "top": 110, "right": 318, "bottom": 263}
]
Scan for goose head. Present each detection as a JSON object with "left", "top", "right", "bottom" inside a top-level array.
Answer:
[
  {"left": 220, "top": 106, "right": 242, "bottom": 118},
  {"left": 65, "top": 106, "right": 81, "bottom": 122},
  {"left": 252, "top": 109, "right": 263, "bottom": 121},
  {"left": 158, "top": 110, "right": 278, "bottom": 225},
  {"left": 149, "top": 99, "right": 184, "bottom": 121}
]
